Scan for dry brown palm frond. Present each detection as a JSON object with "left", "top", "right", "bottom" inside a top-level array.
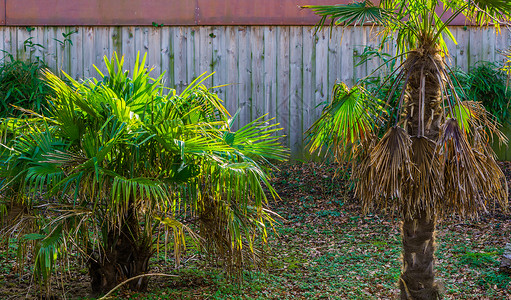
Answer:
[
  {"left": 402, "top": 136, "right": 444, "bottom": 220},
  {"left": 461, "top": 101, "right": 507, "bottom": 147},
  {"left": 356, "top": 126, "right": 413, "bottom": 214},
  {"left": 475, "top": 150, "right": 508, "bottom": 209},
  {"left": 439, "top": 118, "right": 507, "bottom": 218}
]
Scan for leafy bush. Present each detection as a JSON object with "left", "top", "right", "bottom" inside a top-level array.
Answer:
[
  {"left": 455, "top": 63, "right": 511, "bottom": 125},
  {"left": 0, "top": 54, "right": 52, "bottom": 117},
  {"left": 0, "top": 52, "right": 288, "bottom": 297}
]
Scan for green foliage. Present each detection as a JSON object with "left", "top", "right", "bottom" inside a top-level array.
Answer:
[
  {"left": 477, "top": 271, "right": 511, "bottom": 289},
  {"left": 54, "top": 30, "right": 77, "bottom": 47},
  {"left": 458, "top": 250, "right": 511, "bottom": 289},
  {"left": 0, "top": 55, "right": 53, "bottom": 117},
  {"left": 459, "top": 251, "right": 498, "bottom": 268},
  {"left": 0, "top": 52, "right": 288, "bottom": 296},
  {"left": 305, "top": 82, "right": 384, "bottom": 162},
  {"left": 453, "top": 63, "right": 511, "bottom": 125}
]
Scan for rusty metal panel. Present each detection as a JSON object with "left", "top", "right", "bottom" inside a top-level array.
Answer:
[
  {"left": 197, "top": 0, "right": 469, "bottom": 26},
  {"left": 197, "top": 0, "right": 345, "bottom": 25},
  {"left": 3, "top": 0, "right": 471, "bottom": 26},
  {"left": 0, "top": 0, "right": 4, "bottom": 25},
  {"left": 6, "top": 0, "right": 196, "bottom": 26}
]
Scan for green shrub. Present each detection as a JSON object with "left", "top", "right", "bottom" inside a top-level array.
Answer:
[
  {"left": 0, "top": 54, "right": 52, "bottom": 117},
  {"left": 455, "top": 62, "right": 511, "bottom": 125},
  {"left": 0, "top": 52, "right": 288, "bottom": 297}
]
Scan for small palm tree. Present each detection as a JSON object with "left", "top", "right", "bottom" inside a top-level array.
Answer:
[
  {"left": 304, "top": 1, "right": 510, "bottom": 299},
  {"left": 0, "top": 53, "right": 288, "bottom": 296}
]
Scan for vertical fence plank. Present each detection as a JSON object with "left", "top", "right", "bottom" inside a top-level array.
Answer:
[
  {"left": 328, "top": 28, "right": 341, "bottom": 92},
  {"left": 340, "top": 27, "right": 353, "bottom": 86},
  {"left": 70, "top": 27, "right": 83, "bottom": 79},
  {"left": 43, "top": 27, "right": 57, "bottom": 73},
  {"left": 17, "top": 27, "right": 30, "bottom": 62},
  {"left": 173, "top": 27, "right": 187, "bottom": 92},
  {"left": 238, "top": 26, "right": 251, "bottom": 127},
  {"left": 263, "top": 26, "right": 277, "bottom": 123},
  {"left": 456, "top": 27, "right": 470, "bottom": 71},
  {"left": 201, "top": 26, "right": 214, "bottom": 86},
  {"left": 250, "top": 27, "right": 264, "bottom": 119},
  {"left": 122, "top": 27, "right": 135, "bottom": 74},
  {"left": 55, "top": 27, "right": 70, "bottom": 74},
  {"left": 110, "top": 27, "right": 122, "bottom": 59},
  {"left": 34, "top": 27, "right": 45, "bottom": 64},
  {"left": 444, "top": 28, "right": 457, "bottom": 68},
  {"left": 211, "top": 26, "right": 227, "bottom": 99},
  {"left": 289, "top": 26, "right": 303, "bottom": 156},
  {"left": 0, "top": 28, "right": 4, "bottom": 60},
  {"left": 141, "top": 27, "right": 151, "bottom": 69},
  {"left": 81, "top": 27, "right": 94, "bottom": 78},
  {"left": 352, "top": 26, "right": 367, "bottom": 83},
  {"left": 160, "top": 26, "right": 171, "bottom": 85},
  {"left": 94, "top": 27, "right": 110, "bottom": 76},
  {"left": 186, "top": 27, "right": 198, "bottom": 87},
  {"left": 133, "top": 27, "right": 145, "bottom": 64},
  {"left": 225, "top": 26, "right": 239, "bottom": 122},
  {"left": 147, "top": 27, "right": 161, "bottom": 78},
  {"left": 365, "top": 26, "right": 381, "bottom": 78},
  {"left": 494, "top": 28, "right": 507, "bottom": 64},
  {"left": 277, "top": 26, "right": 290, "bottom": 146},
  {"left": 168, "top": 27, "right": 176, "bottom": 87},
  {"left": 315, "top": 29, "right": 329, "bottom": 119},
  {"left": 468, "top": 27, "right": 482, "bottom": 70},
  {"left": 5, "top": 28, "right": 17, "bottom": 61},
  {"left": 302, "top": 27, "right": 315, "bottom": 145},
  {"left": 481, "top": 27, "right": 495, "bottom": 63}
]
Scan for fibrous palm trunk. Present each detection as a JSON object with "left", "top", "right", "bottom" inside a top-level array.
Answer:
[
  {"left": 400, "top": 213, "right": 439, "bottom": 299},
  {"left": 399, "top": 47, "right": 444, "bottom": 299},
  {"left": 88, "top": 208, "right": 152, "bottom": 296}
]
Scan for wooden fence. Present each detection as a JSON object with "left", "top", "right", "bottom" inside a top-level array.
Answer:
[{"left": 1, "top": 26, "right": 510, "bottom": 157}]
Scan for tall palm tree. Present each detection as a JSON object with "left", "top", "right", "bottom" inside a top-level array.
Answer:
[
  {"left": 304, "top": 1, "right": 511, "bottom": 299},
  {"left": 0, "top": 53, "right": 288, "bottom": 296}
]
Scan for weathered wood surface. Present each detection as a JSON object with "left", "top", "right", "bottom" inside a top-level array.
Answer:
[{"left": 0, "top": 26, "right": 510, "bottom": 157}]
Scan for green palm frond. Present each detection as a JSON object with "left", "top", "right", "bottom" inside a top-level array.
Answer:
[
  {"left": 302, "top": 0, "right": 394, "bottom": 34},
  {"left": 23, "top": 224, "right": 64, "bottom": 290},
  {"left": 468, "top": 0, "right": 511, "bottom": 26},
  {"left": 306, "top": 83, "right": 384, "bottom": 161},
  {"left": 110, "top": 175, "right": 170, "bottom": 223},
  {"left": 155, "top": 216, "right": 201, "bottom": 266},
  {"left": 224, "top": 115, "right": 288, "bottom": 161}
]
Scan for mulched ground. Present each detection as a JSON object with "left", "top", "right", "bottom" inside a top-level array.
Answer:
[{"left": 0, "top": 162, "right": 510, "bottom": 299}]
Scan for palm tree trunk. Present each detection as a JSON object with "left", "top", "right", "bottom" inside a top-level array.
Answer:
[
  {"left": 399, "top": 211, "right": 440, "bottom": 300},
  {"left": 399, "top": 49, "right": 444, "bottom": 299},
  {"left": 88, "top": 207, "right": 152, "bottom": 296}
]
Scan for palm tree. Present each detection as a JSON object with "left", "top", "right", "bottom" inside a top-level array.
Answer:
[
  {"left": 0, "top": 53, "right": 288, "bottom": 296},
  {"left": 303, "top": 1, "right": 511, "bottom": 299}
]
